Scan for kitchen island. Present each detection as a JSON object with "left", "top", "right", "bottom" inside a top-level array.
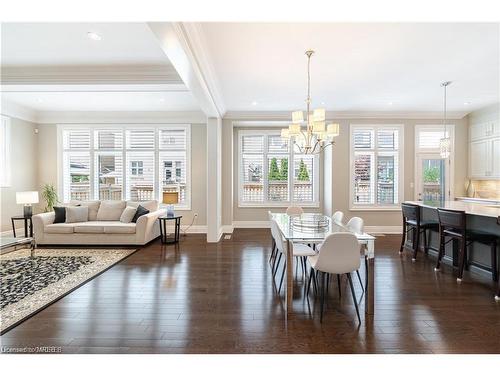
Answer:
[{"left": 405, "top": 200, "right": 500, "bottom": 301}]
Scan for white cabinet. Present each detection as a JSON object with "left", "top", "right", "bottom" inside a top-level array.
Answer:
[
  {"left": 469, "top": 137, "right": 500, "bottom": 179},
  {"left": 470, "top": 121, "right": 499, "bottom": 140}
]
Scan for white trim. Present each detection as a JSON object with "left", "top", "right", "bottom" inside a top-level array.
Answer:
[
  {"left": 349, "top": 124, "right": 405, "bottom": 210},
  {"left": 221, "top": 225, "right": 234, "bottom": 234},
  {"left": 0, "top": 116, "right": 12, "bottom": 187},
  {"left": 36, "top": 111, "right": 206, "bottom": 124},
  {"left": 225, "top": 110, "right": 469, "bottom": 121},
  {"left": 162, "top": 224, "right": 207, "bottom": 234},
  {"left": 0, "top": 99, "right": 37, "bottom": 123}
]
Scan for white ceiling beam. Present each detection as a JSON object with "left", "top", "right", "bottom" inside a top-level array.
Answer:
[{"left": 148, "top": 22, "right": 225, "bottom": 118}]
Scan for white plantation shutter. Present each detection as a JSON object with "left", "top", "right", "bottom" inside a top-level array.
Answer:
[
  {"left": 0, "top": 116, "right": 10, "bottom": 187},
  {"left": 418, "top": 129, "right": 449, "bottom": 150},
  {"left": 351, "top": 125, "right": 402, "bottom": 207},
  {"left": 63, "top": 152, "right": 91, "bottom": 202},
  {"left": 159, "top": 128, "right": 189, "bottom": 207},
  {"left": 353, "top": 152, "right": 374, "bottom": 204},
  {"left": 293, "top": 155, "right": 314, "bottom": 202},
  {"left": 239, "top": 131, "right": 318, "bottom": 205},
  {"left": 60, "top": 125, "right": 191, "bottom": 206}
]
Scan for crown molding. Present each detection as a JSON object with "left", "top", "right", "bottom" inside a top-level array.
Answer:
[
  {"left": 224, "top": 110, "right": 469, "bottom": 120},
  {"left": 1, "top": 64, "right": 183, "bottom": 85},
  {"left": 1, "top": 83, "right": 188, "bottom": 93},
  {"left": 35, "top": 110, "right": 207, "bottom": 124},
  {"left": 0, "top": 98, "right": 37, "bottom": 123}
]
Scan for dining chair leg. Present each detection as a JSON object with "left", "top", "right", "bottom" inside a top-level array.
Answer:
[
  {"left": 347, "top": 273, "right": 361, "bottom": 325},
  {"left": 457, "top": 239, "right": 467, "bottom": 282},
  {"left": 320, "top": 272, "right": 325, "bottom": 323},
  {"left": 491, "top": 240, "right": 498, "bottom": 282},
  {"left": 278, "top": 261, "right": 286, "bottom": 294},
  {"left": 269, "top": 240, "right": 276, "bottom": 263},
  {"left": 423, "top": 228, "right": 429, "bottom": 254},
  {"left": 326, "top": 273, "right": 330, "bottom": 295},
  {"left": 435, "top": 232, "right": 445, "bottom": 271},
  {"left": 312, "top": 268, "right": 317, "bottom": 295},
  {"left": 399, "top": 220, "right": 406, "bottom": 254},
  {"left": 273, "top": 253, "right": 282, "bottom": 278},
  {"left": 306, "top": 267, "right": 314, "bottom": 298},
  {"left": 412, "top": 226, "right": 420, "bottom": 261},
  {"left": 337, "top": 274, "right": 342, "bottom": 299},
  {"left": 355, "top": 270, "right": 364, "bottom": 292}
]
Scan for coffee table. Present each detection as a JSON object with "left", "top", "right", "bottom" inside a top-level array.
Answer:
[{"left": 0, "top": 237, "right": 35, "bottom": 256}]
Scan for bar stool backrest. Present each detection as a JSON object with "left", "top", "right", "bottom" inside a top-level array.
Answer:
[
  {"left": 401, "top": 203, "right": 420, "bottom": 223},
  {"left": 437, "top": 208, "right": 466, "bottom": 234}
]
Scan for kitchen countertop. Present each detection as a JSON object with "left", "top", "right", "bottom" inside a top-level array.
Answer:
[
  {"left": 456, "top": 196, "right": 500, "bottom": 204},
  {"left": 405, "top": 200, "right": 500, "bottom": 218}
]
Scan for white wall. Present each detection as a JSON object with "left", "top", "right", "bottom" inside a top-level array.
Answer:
[{"left": 0, "top": 117, "right": 39, "bottom": 232}]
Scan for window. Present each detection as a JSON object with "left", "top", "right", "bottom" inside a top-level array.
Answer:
[
  {"left": 239, "top": 130, "right": 319, "bottom": 206},
  {"left": 130, "top": 161, "right": 143, "bottom": 175},
  {"left": 60, "top": 125, "right": 190, "bottom": 208},
  {"left": 350, "top": 125, "right": 403, "bottom": 209},
  {"left": 0, "top": 116, "right": 11, "bottom": 187}
]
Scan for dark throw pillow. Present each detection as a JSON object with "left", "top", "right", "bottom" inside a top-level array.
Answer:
[
  {"left": 131, "top": 205, "right": 150, "bottom": 223},
  {"left": 53, "top": 206, "right": 66, "bottom": 223}
]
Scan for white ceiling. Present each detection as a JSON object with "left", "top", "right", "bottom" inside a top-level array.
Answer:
[
  {"left": 1, "top": 23, "right": 169, "bottom": 66},
  {"left": 200, "top": 23, "right": 500, "bottom": 113},
  {"left": 1, "top": 91, "right": 200, "bottom": 111}
]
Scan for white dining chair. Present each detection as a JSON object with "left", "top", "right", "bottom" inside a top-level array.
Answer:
[
  {"left": 270, "top": 218, "right": 316, "bottom": 294},
  {"left": 286, "top": 205, "right": 304, "bottom": 216},
  {"left": 332, "top": 211, "right": 344, "bottom": 224},
  {"left": 347, "top": 216, "right": 364, "bottom": 234},
  {"left": 306, "top": 232, "right": 362, "bottom": 323}
]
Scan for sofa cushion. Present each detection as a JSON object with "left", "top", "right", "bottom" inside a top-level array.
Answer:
[
  {"left": 45, "top": 223, "right": 75, "bottom": 234},
  {"left": 132, "top": 205, "right": 149, "bottom": 223},
  {"left": 120, "top": 206, "right": 137, "bottom": 223},
  {"left": 103, "top": 222, "right": 136, "bottom": 234},
  {"left": 65, "top": 206, "right": 89, "bottom": 223},
  {"left": 73, "top": 222, "right": 105, "bottom": 234},
  {"left": 96, "top": 200, "right": 126, "bottom": 221},
  {"left": 127, "top": 200, "right": 158, "bottom": 212},
  {"left": 70, "top": 200, "right": 101, "bottom": 221},
  {"left": 53, "top": 206, "right": 66, "bottom": 223}
]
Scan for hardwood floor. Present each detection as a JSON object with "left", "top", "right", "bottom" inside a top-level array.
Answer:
[{"left": 1, "top": 229, "right": 500, "bottom": 354}]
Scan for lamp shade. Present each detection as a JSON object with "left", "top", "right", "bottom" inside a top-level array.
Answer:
[
  {"left": 292, "top": 111, "right": 304, "bottom": 124},
  {"left": 288, "top": 123, "right": 301, "bottom": 136},
  {"left": 327, "top": 123, "right": 340, "bottom": 137},
  {"left": 280, "top": 128, "right": 290, "bottom": 139},
  {"left": 313, "top": 108, "right": 326, "bottom": 122},
  {"left": 16, "top": 191, "right": 39, "bottom": 205},
  {"left": 312, "top": 121, "right": 326, "bottom": 134},
  {"left": 162, "top": 191, "right": 179, "bottom": 205}
]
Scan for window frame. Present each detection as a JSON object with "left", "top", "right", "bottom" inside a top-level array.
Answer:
[
  {"left": 238, "top": 129, "right": 320, "bottom": 208},
  {"left": 0, "top": 116, "right": 11, "bottom": 187},
  {"left": 57, "top": 124, "right": 191, "bottom": 210},
  {"left": 349, "top": 124, "right": 404, "bottom": 211}
]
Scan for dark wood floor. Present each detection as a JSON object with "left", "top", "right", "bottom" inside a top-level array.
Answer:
[{"left": 1, "top": 229, "right": 500, "bottom": 354}]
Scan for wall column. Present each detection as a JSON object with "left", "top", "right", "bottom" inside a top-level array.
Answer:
[{"left": 206, "top": 117, "right": 222, "bottom": 242}]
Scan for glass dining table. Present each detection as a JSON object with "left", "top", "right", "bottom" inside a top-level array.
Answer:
[{"left": 272, "top": 213, "right": 376, "bottom": 317}]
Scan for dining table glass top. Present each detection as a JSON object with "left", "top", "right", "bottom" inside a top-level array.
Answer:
[{"left": 271, "top": 213, "right": 375, "bottom": 242}]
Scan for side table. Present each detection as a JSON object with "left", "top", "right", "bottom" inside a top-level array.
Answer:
[
  {"left": 11, "top": 215, "right": 33, "bottom": 238},
  {"left": 158, "top": 215, "right": 182, "bottom": 244}
]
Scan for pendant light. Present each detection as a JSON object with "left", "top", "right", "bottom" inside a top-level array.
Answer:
[{"left": 439, "top": 81, "right": 452, "bottom": 158}]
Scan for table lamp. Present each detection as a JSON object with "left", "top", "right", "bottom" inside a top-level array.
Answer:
[
  {"left": 162, "top": 191, "right": 179, "bottom": 217},
  {"left": 16, "top": 191, "right": 39, "bottom": 218}
]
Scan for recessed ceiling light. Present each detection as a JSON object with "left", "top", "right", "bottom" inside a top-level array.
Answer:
[
  {"left": 388, "top": 101, "right": 393, "bottom": 105},
  {"left": 320, "top": 101, "right": 325, "bottom": 105},
  {"left": 87, "top": 31, "right": 102, "bottom": 41},
  {"left": 463, "top": 102, "right": 470, "bottom": 105},
  {"left": 159, "top": 98, "right": 165, "bottom": 102},
  {"left": 37, "top": 98, "right": 43, "bottom": 103},
  {"left": 251, "top": 101, "right": 258, "bottom": 106}
]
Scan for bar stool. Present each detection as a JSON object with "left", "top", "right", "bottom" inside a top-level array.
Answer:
[
  {"left": 496, "top": 216, "right": 500, "bottom": 302},
  {"left": 435, "top": 208, "right": 498, "bottom": 284},
  {"left": 399, "top": 203, "right": 439, "bottom": 261}
]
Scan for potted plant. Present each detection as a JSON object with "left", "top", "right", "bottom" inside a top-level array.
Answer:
[{"left": 41, "top": 184, "right": 59, "bottom": 212}]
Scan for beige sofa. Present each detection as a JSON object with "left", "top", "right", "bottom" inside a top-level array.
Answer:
[{"left": 33, "top": 200, "right": 166, "bottom": 246}]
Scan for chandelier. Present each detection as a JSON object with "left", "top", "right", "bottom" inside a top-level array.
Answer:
[
  {"left": 439, "top": 81, "right": 452, "bottom": 158},
  {"left": 281, "top": 50, "right": 340, "bottom": 154}
]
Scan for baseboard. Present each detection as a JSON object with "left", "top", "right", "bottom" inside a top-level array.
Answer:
[
  {"left": 365, "top": 226, "right": 402, "bottom": 234},
  {"left": 221, "top": 225, "right": 234, "bottom": 234},
  {"left": 165, "top": 225, "right": 207, "bottom": 234},
  {"left": 232, "top": 221, "right": 270, "bottom": 229}
]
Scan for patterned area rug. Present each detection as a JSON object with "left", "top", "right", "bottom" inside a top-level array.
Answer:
[{"left": 0, "top": 248, "right": 137, "bottom": 334}]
